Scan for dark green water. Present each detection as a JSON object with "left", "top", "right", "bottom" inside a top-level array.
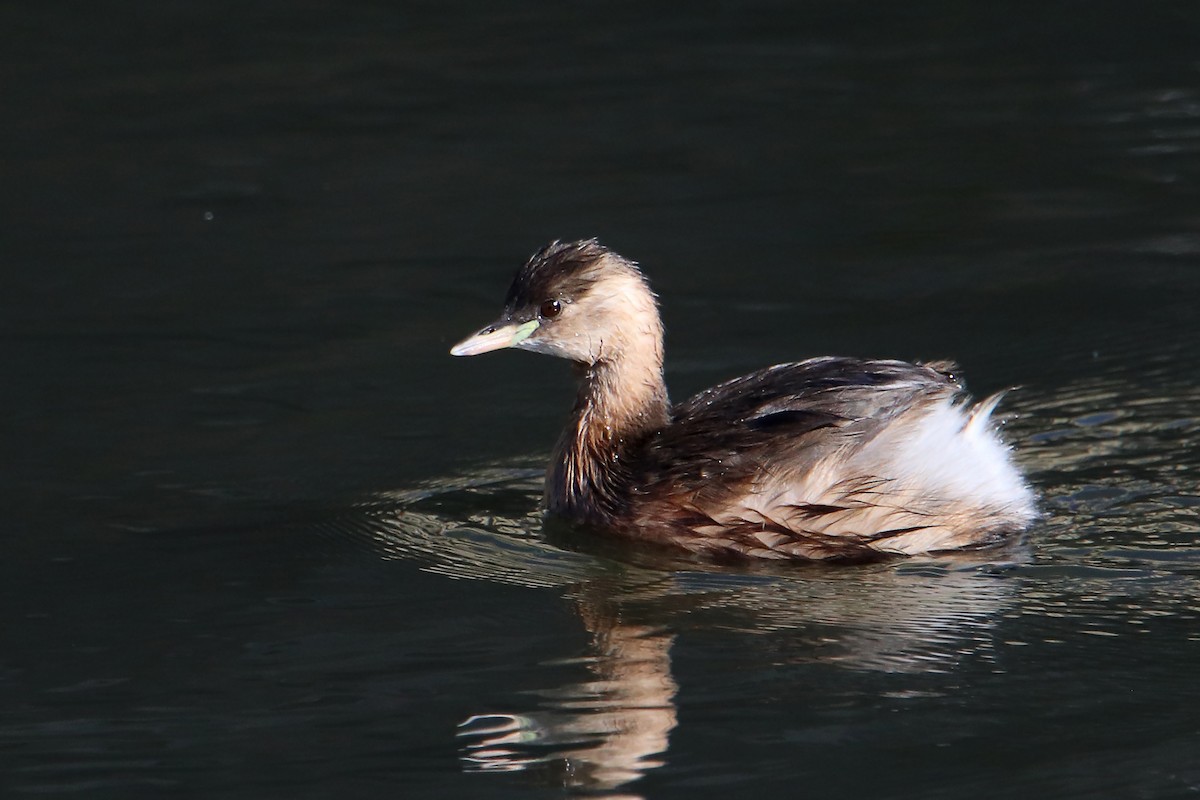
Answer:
[{"left": 3, "top": 2, "right": 1199, "bottom": 797}]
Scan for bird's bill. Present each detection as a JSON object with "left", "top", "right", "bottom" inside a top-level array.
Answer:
[{"left": 449, "top": 319, "right": 539, "bottom": 357}]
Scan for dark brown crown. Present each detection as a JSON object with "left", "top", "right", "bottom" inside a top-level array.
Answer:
[{"left": 503, "top": 239, "right": 640, "bottom": 313}]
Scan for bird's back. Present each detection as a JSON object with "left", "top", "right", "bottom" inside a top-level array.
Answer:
[{"left": 622, "top": 357, "right": 1036, "bottom": 560}]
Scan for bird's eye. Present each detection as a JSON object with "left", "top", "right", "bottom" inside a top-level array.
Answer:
[{"left": 538, "top": 299, "right": 562, "bottom": 319}]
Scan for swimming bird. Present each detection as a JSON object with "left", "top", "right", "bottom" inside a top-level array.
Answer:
[{"left": 451, "top": 239, "right": 1036, "bottom": 561}]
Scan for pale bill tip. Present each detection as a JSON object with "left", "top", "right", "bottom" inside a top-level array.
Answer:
[{"left": 449, "top": 319, "right": 539, "bottom": 357}]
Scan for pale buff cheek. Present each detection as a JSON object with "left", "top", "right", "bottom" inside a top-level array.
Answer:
[
  {"left": 549, "top": 278, "right": 662, "bottom": 365},
  {"left": 553, "top": 319, "right": 596, "bottom": 354}
]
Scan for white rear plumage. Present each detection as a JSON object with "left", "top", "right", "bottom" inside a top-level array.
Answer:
[
  {"left": 849, "top": 395, "right": 1037, "bottom": 554},
  {"left": 702, "top": 390, "right": 1037, "bottom": 559},
  {"left": 880, "top": 395, "right": 1033, "bottom": 516}
]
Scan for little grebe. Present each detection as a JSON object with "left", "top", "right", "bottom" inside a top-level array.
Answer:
[{"left": 451, "top": 240, "right": 1036, "bottom": 560}]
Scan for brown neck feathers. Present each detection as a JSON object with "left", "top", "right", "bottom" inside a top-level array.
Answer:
[{"left": 546, "top": 348, "right": 669, "bottom": 524}]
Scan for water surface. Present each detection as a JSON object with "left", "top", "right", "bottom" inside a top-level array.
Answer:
[{"left": 3, "top": 2, "right": 1199, "bottom": 797}]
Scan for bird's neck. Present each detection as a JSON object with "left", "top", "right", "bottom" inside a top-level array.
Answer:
[{"left": 546, "top": 349, "right": 670, "bottom": 524}]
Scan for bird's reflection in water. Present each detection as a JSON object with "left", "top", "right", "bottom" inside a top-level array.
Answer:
[
  {"left": 458, "top": 602, "right": 677, "bottom": 793},
  {"left": 344, "top": 469, "right": 1020, "bottom": 795}
]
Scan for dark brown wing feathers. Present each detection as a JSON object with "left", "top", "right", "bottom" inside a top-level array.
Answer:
[{"left": 618, "top": 358, "right": 965, "bottom": 558}]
